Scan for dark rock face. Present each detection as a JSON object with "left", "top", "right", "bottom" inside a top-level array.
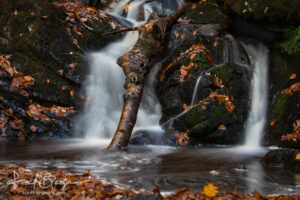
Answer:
[
  {"left": 156, "top": 18, "right": 251, "bottom": 145},
  {"left": 223, "top": 0, "right": 300, "bottom": 25},
  {"left": 264, "top": 50, "right": 300, "bottom": 149},
  {"left": 262, "top": 149, "right": 300, "bottom": 170},
  {"left": 0, "top": 0, "right": 119, "bottom": 140}
]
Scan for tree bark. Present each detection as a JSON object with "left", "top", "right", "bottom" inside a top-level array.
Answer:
[{"left": 107, "top": 3, "right": 188, "bottom": 150}]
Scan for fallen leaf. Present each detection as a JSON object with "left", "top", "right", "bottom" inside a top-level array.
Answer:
[
  {"left": 201, "top": 105, "right": 207, "bottom": 110},
  {"left": 28, "top": 24, "right": 33, "bottom": 32},
  {"left": 58, "top": 69, "right": 64, "bottom": 75},
  {"left": 203, "top": 182, "right": 218, "bottom": 198},
  {"left": 290, "top": 73, "right": 296, "bottom": 80},
  {"left": 218, "top": 125, "right": 226, "bottom": 131},
  {"left": 270, "top": 120, "right": 277, "bottom": 126},
  {"left": 183, "top": 104, "right": 189, "bottom": 110},
  {"left": 124, "top": 4, "right": 130, "bottom": 13},
  {"left": 30, "top": 125, "right": 36, "bottom": 132},
  {"left": 61, "top": 85, "right": 70, "bottom": 90},
  {"left": 70, "top": 90, "right": 74, "bottom": 96},
  {"left": 296, "top": 153, "right": 300, "bottom": 160}
]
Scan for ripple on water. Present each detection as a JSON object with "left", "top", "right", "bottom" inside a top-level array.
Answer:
[{"left": 0, "top": 141, "right": 299, "bottom": 195}]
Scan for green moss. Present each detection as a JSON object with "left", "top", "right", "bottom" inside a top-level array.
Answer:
[
  {"left": 270, "top": 94, "right": 289, "bottom": 122},
  {"left": 190, "top": 120, "right": 210, "bottom": 135},
  {"left": 279, "top": 26, "right": 300, "bottom": 54},
  {"left": 211, "top": 63, "right": 235, "bottom": 83}
]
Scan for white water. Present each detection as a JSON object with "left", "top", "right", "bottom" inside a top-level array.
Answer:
[
  {"left": 243, "top": 44, "right": 269, "bottom": 148},
  {"left": 76, "top": 0, "right": 183, "bottom": 139}
]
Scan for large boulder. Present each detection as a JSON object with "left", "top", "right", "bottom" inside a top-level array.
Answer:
[
  {"left": 264, "top": 49, "right": 300, "bottom": 149},
  {"left": 0, "top": 0, "right": 120, "bottom": 140},
  {"left": 156, "top": 6, "right": 251, "bottom": 145}
]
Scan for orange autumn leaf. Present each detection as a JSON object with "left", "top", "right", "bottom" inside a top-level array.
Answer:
[
  {"left": 281, "top": 120, "right": 300, "bottom": 142},
  {"left": 289, "top": 73, "right": 296, "bottom": 80},
  {"left": 124, "top": 4, "right": 130, "bottom": 13},
  {"left": 281, "top": 82, "right": 300, "bottom": 95},
  {"left": 175, "top": 131, "right": 190, "bottom": 147},
  {"left": 70, "top": 90, "right": 75, "bottom": 96},
  {"left": 209, "top": 92, "right": 235, "bottom": 113},
  {"left": 144, "top": 21, "right": 155, "bottom": 34},
  {"left": 69, "top": 62, "right": 78, "bottom": 69},
  {"left": 183, "top": 104, "right": 190, "bottom": 110},
  {"left": 203, "top": 182, "right": 218, "bottom": 198},
  {"left": 160, "top": 44, "right": 210, "bottom": 81},
  {"left": 270, "top": 120, "right": 277, "bottom": 126},
  {"left": 0, "top": 55, "right": 16, "bottom": 76},
  {"left": 214, "top": 74, "right": 223, "bottom": 88},
  {"left": 61, "top": 85, "right": 70, "bottom": 90},
  {"left": 296, "top": 153, "right": 300, "bottom": 160},
  {"left": 218, "top": 125, "right": 226, "bottom": 131},
  {"left": 58, "top": 69, "right": 64, "bottom": 75}
]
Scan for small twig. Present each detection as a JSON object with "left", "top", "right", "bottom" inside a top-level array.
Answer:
[{"left": 102, "top": 27, "right": 139, "bottom": 36}]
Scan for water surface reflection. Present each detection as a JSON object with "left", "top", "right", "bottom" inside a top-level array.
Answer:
[{"left": 0, "top": 140, "right": 299, "bottom": 194}]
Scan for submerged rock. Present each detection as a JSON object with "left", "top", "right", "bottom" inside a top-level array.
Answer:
[{"left": 262, "top": 149, "right": 300, "bottom": 170}]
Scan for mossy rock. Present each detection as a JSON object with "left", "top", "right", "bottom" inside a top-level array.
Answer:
[
  {"left": 0, "top": 0, "right": 120, "bottom": 140},
  {"left": 223, "top": 0, "right": 300, "bottom": 25},
  {"left": 265, "top": 49, "right": 300, "bottom": 149},
  {"left": 183, "top": 0, "right": 230, "bottom": 25}
]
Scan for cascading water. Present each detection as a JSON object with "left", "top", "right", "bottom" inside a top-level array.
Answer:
[
  {"left": 76, "top": 0, "right": 183, "bottom": 139},
  {"left": 243, "top": 44, "right": 269, "bottom": 148}
]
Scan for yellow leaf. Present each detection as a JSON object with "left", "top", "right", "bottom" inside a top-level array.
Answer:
[
  {"left": 203, "top": 182, "right": 218, "bottom": 197},
  {"left": 290, "top": 73, "right": 296, "bottom": 80},
  {"left": 124, "top": 4, "right": 130, "bottom": 13}
]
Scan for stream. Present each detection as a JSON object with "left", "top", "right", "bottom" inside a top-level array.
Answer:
[
  {"left": 0, "top": 0, "right": 299, "bottom": 196},
  {"left": 0, "top": 140, "right": 299, "bottom": 194}
]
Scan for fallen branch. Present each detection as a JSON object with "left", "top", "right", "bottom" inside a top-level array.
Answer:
[
  {"left": 102, "top": 27, "right": 139, "bottom": 36},
  {"left": 107, "top": 3, "right": 188, "bottom": 150}
]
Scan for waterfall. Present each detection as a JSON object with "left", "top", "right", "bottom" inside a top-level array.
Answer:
[
  {"left": 76, "top": 0, "right": 183, "bottom": 139},
  {"left": 243, "top": 44, "right": 269, "bottom": 148}
]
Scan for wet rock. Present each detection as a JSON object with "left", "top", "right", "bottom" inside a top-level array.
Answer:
[
  {"left": 262, "top": 149, "right": 300, "bottom": 170},
  {"left": 0, "top": 0, "right": 120, "bottom": 140},
  {"left": 156, "top": 19, "right": 251, "bottom": 145},
  {"left": 223, "top": 0, "right": 300, "bottom": 25},
  {"left": 264, "top": 50, "right": 300, "bottom": 149}
]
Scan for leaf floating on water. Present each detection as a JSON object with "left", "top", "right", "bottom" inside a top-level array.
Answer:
[{"left": 203, "top": 182, "right": 218, "bottom": 197}]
